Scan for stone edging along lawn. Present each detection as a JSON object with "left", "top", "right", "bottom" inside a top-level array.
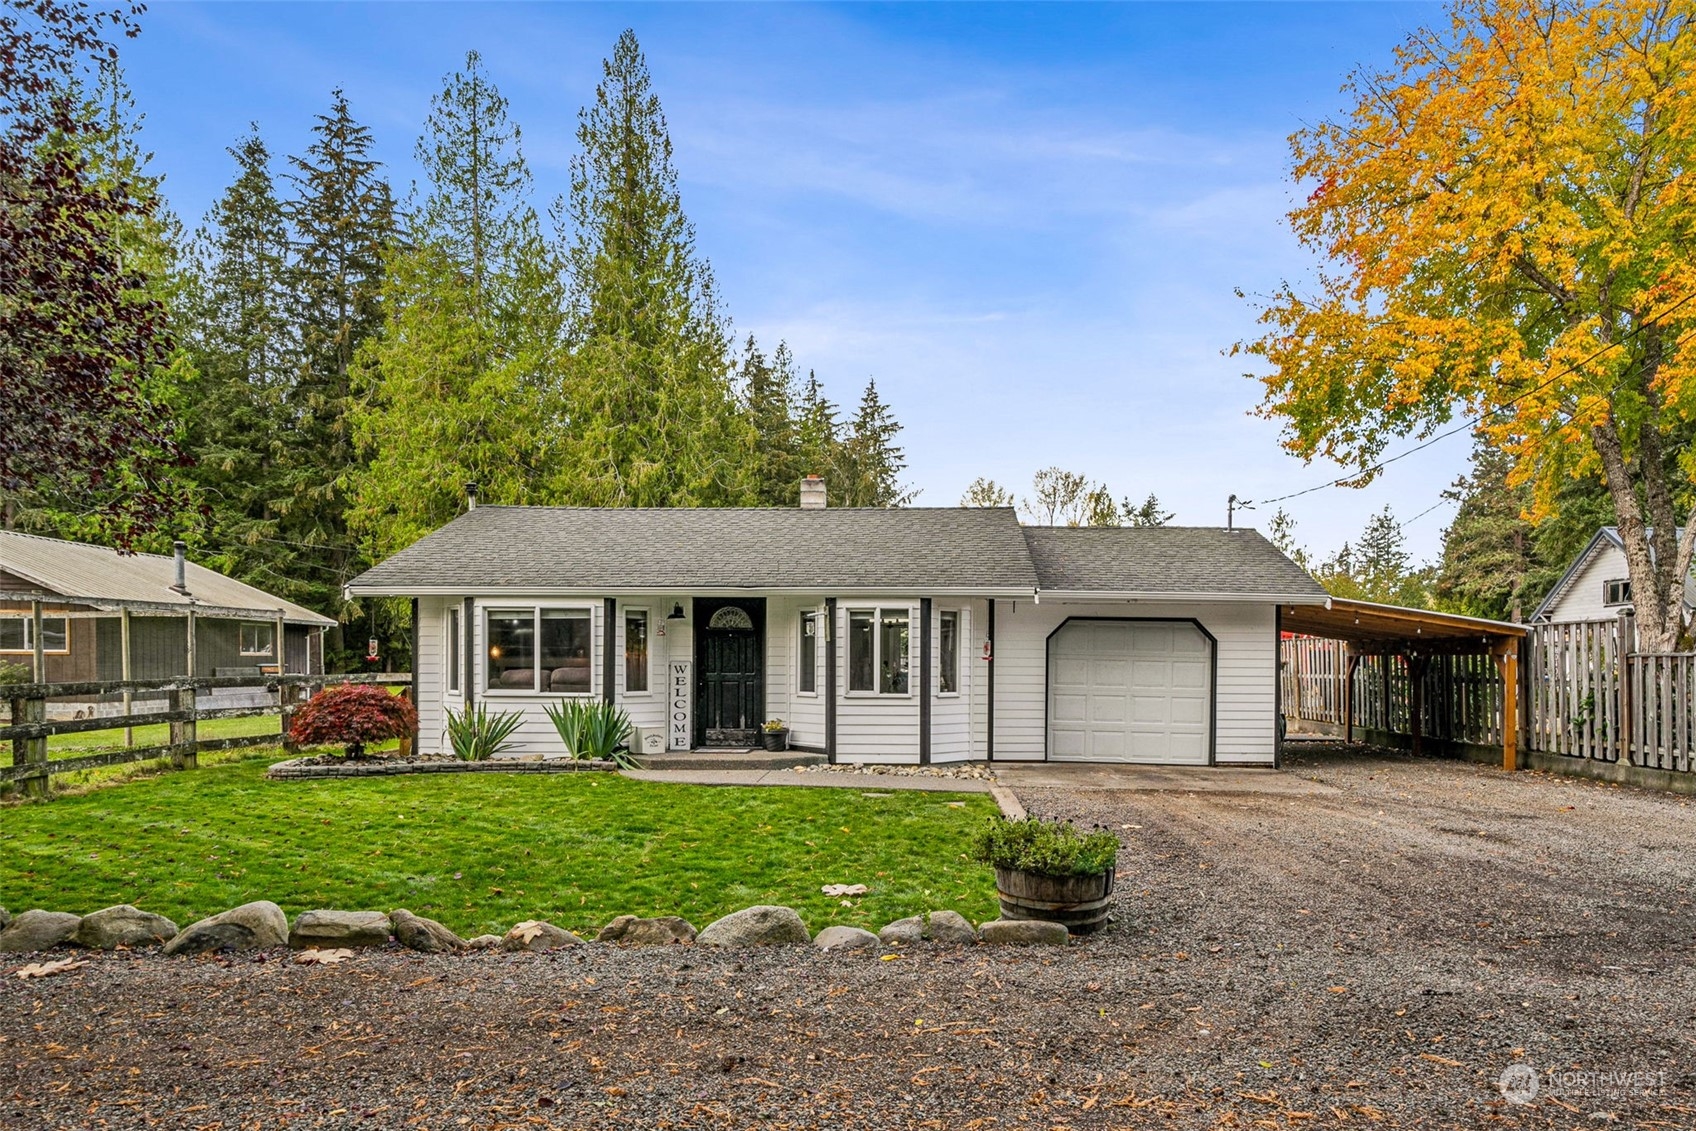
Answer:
[
  {"left": 264, "top": 756, "right": 620, "bottom": 780},
  {"left": 0, "top": 903, "right": 1070, "bottom": 959}
]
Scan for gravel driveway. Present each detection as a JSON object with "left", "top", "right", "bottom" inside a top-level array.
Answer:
[{"left": 3, "top": 743, "right": 1693, "bottom": 1129}]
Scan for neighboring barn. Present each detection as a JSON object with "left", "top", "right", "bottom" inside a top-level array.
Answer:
[
  {"left": 0, "top": 531, "right": 334, "bottom": 693},
  {"left": 1531, "top": 526, "right": 1692, "bottom": 624},
  {"left": 345, "top": 479, "right": 1328, "bottom": 766}
]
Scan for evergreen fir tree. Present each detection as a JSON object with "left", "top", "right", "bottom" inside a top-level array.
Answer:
[
  {"left": 347, "top": 53, "right": 565, "bottom": 566},
  {"left": 284, "top": 90, "right": 397, "bottom": 658},
  {"left": 557, "top": 29, "right": 754, "bottom": 506},
  {"left": 837, "top": 379, "right": 915, "bottom": 507},
  {"left": 178, "top": 128, "right": 300, "bottom": 593},
  {"left": 740, "top": 336, "right": 806, "bottom": 505},
  {"left": 795, "top": 370, "right": 843, "bottom": 484}
]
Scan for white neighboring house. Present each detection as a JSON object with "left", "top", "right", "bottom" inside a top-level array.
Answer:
[
  {"left": 343, "top": 481, "right": 1328, "bottom": 767},
  {"left": 1530, "top": 526, "right": 1694, "bottom": 624}
]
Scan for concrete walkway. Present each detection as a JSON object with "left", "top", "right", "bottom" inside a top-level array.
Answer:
[{"left": 619, "top": 768, "right": 993, "bottom": 794}]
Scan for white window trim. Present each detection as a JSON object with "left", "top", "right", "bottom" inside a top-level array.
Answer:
[
  {"left": 844, "top": 605, "right": 915, "bottom": 698},
  {"left": 445, "top": 607, "right": 461, "bottom": 695},
  {"left": 937, "top": 608, "right": 962, "bottom": 698},
  {"left": 238, "top": 621, "right": 276, "bottom": 658},
  {"left": 0, "top": 615, "right": 70, "bottom": 655},
  {"left": 796, "top": 610, "right": 820, "bottom": 697},
  {"left": 482, "top": 602, "right": 599, "bottom": 697},
  {"left": 623, "top": 607, "right": 653, "bottom": 696}
]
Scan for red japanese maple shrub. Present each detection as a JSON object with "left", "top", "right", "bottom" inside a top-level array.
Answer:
[{"left": 287, "top": 683, "right": 418, "bottom": 758}]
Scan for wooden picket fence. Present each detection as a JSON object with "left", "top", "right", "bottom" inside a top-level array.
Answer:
[
  {"left": 1283, "top": 618, "right": 1696, "bottom": 778},
  {"left": 2, "top": 672, "right": 412, "bottom": 797}
]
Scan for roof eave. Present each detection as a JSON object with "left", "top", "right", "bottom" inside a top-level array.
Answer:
[
  {"left": 345, "top": 583, "right": 1040, "bottom": 600},
  {"left": 1034, "top": 589, "right": 1330, "bottom": 605}
]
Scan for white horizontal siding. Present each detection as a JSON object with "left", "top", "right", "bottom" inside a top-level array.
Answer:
[
  {"left": 415, "top": 597, "right": 450, "bottom": 755},
  {"left": 991, "top": 599, "right": 1278, "bottom": 765},
  {"left": 930, "top": 602, "right": 972, "bottom": 763},
  {"left": 834, "top": 597, "right": 920, "bottom": 762},
  {"left": 1544, "top": 545, "right": 1632, "bottom": 624}
]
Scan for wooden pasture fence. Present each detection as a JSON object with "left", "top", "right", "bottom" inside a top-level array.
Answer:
[
  {"left": 1283, "top": 617, "right": 1696, "bottom": 784},
  {"left": 3, "top": 672, "right": 412, "bottom": 797}
]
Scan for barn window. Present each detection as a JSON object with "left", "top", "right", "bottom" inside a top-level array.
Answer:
[
  {"left": 1603, "top": 579, "right": 1632, "bottom": 606},
  {"left": 239, "top": 622, "right": 274, "bottom": 657},
  {"left": 0, "top": 616, "right": 69, "bottom": 654}
]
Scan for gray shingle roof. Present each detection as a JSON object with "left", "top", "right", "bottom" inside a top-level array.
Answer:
[
  {"left": 346, "top": 506, "right": 1041, "bottom": 594},
  {"left": 0, "top": 530, "right": 336, "bottom": 625},
  {"left": 1022, "top": 526, "right": 1328, "bottom": 600}
]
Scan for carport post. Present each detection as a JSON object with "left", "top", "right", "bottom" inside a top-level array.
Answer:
[
  {"left": 1406, "top": 654, "right": 1423, "bottom": 758},
  {"left": 1495, "top": 641, "right": 1519, "bottom": 772},
  {"left": 1343, "top": 649, "right": 1359, "bottom": 744}
]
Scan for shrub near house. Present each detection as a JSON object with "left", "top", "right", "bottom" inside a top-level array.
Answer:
[{"left": 288, "top": 684, "right": 418, "bottom": 758}]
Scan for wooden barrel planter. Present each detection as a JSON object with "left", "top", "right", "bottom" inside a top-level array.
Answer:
[{"left": 994, "top": 866, "right": 1116, "bottom": 934}]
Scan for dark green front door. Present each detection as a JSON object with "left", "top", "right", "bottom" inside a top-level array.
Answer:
[{"left": 695, "top": 598, "right": 764, "bottom": 747}]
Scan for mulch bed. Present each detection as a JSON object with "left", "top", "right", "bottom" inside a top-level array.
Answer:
[{"left": 4, "top": 743, "right": 1693, "bottom": 1128}]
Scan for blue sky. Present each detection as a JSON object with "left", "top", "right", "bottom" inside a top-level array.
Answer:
[{"left": 123, "top": 1, "right": 1460, "bottom": 560}]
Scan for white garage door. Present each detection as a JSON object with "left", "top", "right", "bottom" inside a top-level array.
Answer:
[{"left": 1048, "top": 620, "right": 1212, "bottom": 765}]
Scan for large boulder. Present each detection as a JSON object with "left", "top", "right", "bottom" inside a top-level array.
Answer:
[
  {"left": 697, "top": 906, "right": 810, "bottom": 947},
  {"left": 391, "top": 909, "right": 463, "bottom": 954},
  {"left": 813, "top": 925, "right": 880, "bottom": 952},
  {"left": 596, "top": 915, "right": 697, "bottom": 946},
  {"left": 925, "top": 910, "right": 979, "bottom": 945},
  {"left": 0, "top": 910, "right": 82, "bottom": 954},
  {"left": 163, "top": 900, "right": 289, "bottom": 957},
  {"left": 877, "top": 915, "right": 925, "bottom": 946},
  {"left": 463, "top": 934, "right": 502, "bottom": 951},
  {"left": 979, "top": 919, "right": 1070, "bottom": 947},
  {"left": 290, "top": 910, "right": 392, "bottom": 950},
  {"left": 74, "top": 905, "right": 178, "bottom": 950},
  {"left": 501, "top": 920, "right": 583, "bottom": 952}
]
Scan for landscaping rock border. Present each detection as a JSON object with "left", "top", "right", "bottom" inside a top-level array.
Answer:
[
  {"left": 265, "top": 756, "right": 619, "bottom": 780},
  {"left": 0, "top": 902, "right": 1062, "bottom": 959}
]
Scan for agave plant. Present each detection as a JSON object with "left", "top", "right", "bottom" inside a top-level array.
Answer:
[
  {"left": 543, "top": 699, "right": 637, "bottom": 768},
  {"left": 443, "top": 703, "right": 525, "bottom": 762}
]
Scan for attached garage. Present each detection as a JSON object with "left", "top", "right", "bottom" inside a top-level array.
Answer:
[{"left": 1048, "top": 619, "right": 1213, "bottom": 764}]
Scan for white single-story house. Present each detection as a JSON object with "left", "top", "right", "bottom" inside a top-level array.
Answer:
[
  {"left": 344, "top": 483, "right": 1328, "bottom": 766},
  {"left": 1531, "top": 526, "right": 1691, "bottom": 624}
]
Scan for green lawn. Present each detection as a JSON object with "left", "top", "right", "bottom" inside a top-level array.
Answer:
[
  {"left": 0, "top": 756, "right": 1001, "bottom": 937},
  {"left": 48, "top": 714, "right": 283, "bottom": 758}
]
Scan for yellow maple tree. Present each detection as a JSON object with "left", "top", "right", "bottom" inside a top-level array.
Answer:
[{"left": 1239, "top": 0, "right": 1696, "bottom": 648}]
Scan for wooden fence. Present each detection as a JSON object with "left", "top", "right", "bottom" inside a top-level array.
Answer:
[
  {"left": 1282, "top": 618, "right": 1696, "bottom": 780},
  {"left": 2, "top": 672, "right": 412, "bottom": 797}
]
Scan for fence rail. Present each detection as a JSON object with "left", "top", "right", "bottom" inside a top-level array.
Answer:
[
  {"left": 5, "top": 672, "right": 413, "bottom": 795},
  {"left": 1282, "top": 618, "right": 1696, "bottom": 784}
]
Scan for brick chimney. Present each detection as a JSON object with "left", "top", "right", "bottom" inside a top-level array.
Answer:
[{"left": 799, "top": 476, "right": 826, "bottom": 510}]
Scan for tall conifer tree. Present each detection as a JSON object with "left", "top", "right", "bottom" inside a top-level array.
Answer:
[{"left": 558, "top": 29, "right": 754, "bottom": 505}]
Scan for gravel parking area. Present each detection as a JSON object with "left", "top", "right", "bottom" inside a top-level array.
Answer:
[{"left": 3, "top": 743, "right": 1694, "bottom": 1129}]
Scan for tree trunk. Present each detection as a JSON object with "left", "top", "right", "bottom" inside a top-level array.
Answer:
[{"left": 1591, "top": 420, "right": 1689, "bottom": 652}]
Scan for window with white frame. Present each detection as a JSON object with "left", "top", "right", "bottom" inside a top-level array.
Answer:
[
  {"left": 847, "top": 607, "right": 910, "bottom": 694},
  {"left": 0, "top": 616, "right": 69, "bottom": 653},
  {"left": 486, "top": 606, "right": 593, "bottom": 693},
  {"left": 798, "top": 612, "right": 818, "bottom": 694},
  {"left": 938, "top": 610, "right": 960, "bottom": 695},
  {"left": 446, "top": 607, "right": 460, "bottom": 693},
  {"left": 625, "top": 609, "right": 650, "bottom": 693},
  {"left": 239, "top": 622, "right": 274, "bottom": 657}
]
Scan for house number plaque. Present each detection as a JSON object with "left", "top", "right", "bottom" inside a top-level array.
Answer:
[{"left": 668, "top": 660, "right": 692, "bottom": 751}]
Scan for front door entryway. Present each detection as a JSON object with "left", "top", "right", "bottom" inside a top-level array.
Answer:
[{"left": 694, "top": 597, "right": 765, "bottom": 746}]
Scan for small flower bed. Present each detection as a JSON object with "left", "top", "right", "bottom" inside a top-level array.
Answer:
[{"left": 971, "top": 816, "right": 1120, "bottom": 878}]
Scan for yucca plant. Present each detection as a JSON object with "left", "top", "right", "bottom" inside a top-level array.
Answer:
[
  {"left": 543, "top": 699, "right": 637, "bottom": 768},
  {"left": 443, "top": 703, "right": 525, "bottom": 762}
]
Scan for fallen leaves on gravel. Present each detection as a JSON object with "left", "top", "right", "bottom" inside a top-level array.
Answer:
[
  {"left": 12, "top": 958, "right": 88, "bottom": 979},
  {"left": 294, "top": 948, "right": 355, "bottom": 965}
]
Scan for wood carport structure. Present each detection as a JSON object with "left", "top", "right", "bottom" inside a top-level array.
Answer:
[{"left": 1281, "top": 598, "right": 1528, "bottom": 770}]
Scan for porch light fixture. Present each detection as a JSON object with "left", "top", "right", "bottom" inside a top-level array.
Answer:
[{"left": 667, "top": 603, "right": 686, "bottom": 621}]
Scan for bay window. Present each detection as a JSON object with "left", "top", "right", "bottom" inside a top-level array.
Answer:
[
  {"left": 847, "top": 607, "right": 910, "bottom": 695},
  {"left": 939, "top": 610, "right": 959, "bottom": 695}
]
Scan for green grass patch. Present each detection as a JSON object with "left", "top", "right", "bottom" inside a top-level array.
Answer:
[
  {"left": 48, "top": 714, "right": 283, "bottom": 758},
  {"left": 0, "top": 757, "right": 1001, "bottom": 937}
]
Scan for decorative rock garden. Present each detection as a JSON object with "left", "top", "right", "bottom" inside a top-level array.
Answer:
[{"left": 0, "top": 900, "right": 1072, "bottom": 960}]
